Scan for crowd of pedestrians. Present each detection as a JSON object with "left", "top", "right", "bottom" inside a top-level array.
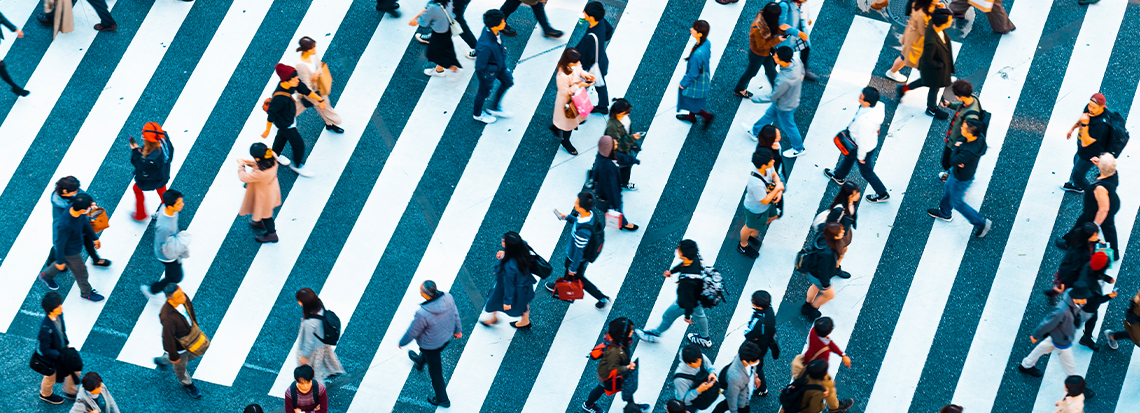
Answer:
[{"left": 19, "top": 1, "right": 1131, "bottom": 412}]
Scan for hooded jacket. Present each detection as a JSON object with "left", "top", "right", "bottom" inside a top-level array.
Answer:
[
  {"left": 399, "top": 292, "right": 462, "bottom": 350},
  {"left": 1032, "top": 291, "right": 1083, "bottom": 348},
  {"left": 51, "top": 188, "right": 86, "bottom": 224}
]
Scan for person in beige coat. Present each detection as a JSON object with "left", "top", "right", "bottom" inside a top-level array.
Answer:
[
  {"left": 1054, "top": 375, "right": 1086, "bottom": 413},
  {"left": 239, "top": 143, "right": 282, "bottom": 243},
  {"left": 549, "top": 48, "right": 593, "bottom": 156},
  {"left": 884, "top": 0, "right": 942, "bottom": 83},
  {"left": 295, "top": 37, "right": 344, "bottom": 134}
]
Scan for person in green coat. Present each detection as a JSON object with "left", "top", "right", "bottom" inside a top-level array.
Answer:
[{"left": 605, "top": 98, "right": 643, "bottom": 190}]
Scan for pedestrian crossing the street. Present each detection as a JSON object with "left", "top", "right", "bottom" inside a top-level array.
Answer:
[{"left": 1, "top": 0, "right": 1138, "bottom": 412}]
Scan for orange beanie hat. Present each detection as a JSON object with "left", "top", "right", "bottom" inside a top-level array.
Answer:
[{"left": 142, "top": 122, "right": 165, "bottom": 143}]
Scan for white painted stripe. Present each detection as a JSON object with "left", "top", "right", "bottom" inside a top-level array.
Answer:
[
  {"left": 0, "top": 0, "right": 191, "bottom": 335},
  {"left": 345, "top": 3, "right": 593, "bottom": 412},
  {"left": 115, "top": 0, "right": 355, "bottom": 368},
  {"left": 265, "top": 0, "right": 498, "bottom": 396},
  {"left": 1027, "top": 79, "right": 1140, "bottom": 413},
  {"left": 187, "top": 0, "right": 408, "bottom": 387},
  {"left": 710, "top": 16, "right": 890, "bottom": 377},
  {"left": 864, "top": 2, "right": 1055, "bottom": 410},
  {"left": 949, "top": 0, "right": 1128, "bottom": 411},
  {"left": 0, "top": 0, "right": 42, "bottom": 60},
  {"left": 0, "top": 0, "right": 119, "bottom": 203},
  {"left": 438, "top": 0, "right": 669, "bottom": 410},
  {"left": 1116, "top": 347, "right": 1140, "bottom": 413}
]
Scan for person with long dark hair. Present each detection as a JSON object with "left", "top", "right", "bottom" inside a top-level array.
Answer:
[
  {"left": 802, "top": 223, "right": 844, "bottom": 319},
  {"left": 583, "top": 317, "right": 649, "bottom": 413},
  {"left": 823, "top": 182, "right": 859, "bottom": 256},
  {"left": 884, "top": 0, "right": 941, "bottom": 83},
  {"left": 413, "top": 0, "right": 463, "bottom": 77},
  {"left": 677, "top": 20, "right": 713, "bottom": 125},
  {"left": 605, "top": 98, "right": 642, "bottom": 190},
  {"left": 294, "top": 288, "right": 345, "bottom": 383},
  {"left": 735, "top": 3, "right": 787, "bottom": 99},
  {"left": 481, "top": 232, "right": 537, "bottom": 328},
  {"left": 551, "top": 48, "right": 595, "bottom": 155},
  {"left": 238, "top": 143, "right": 282, "bottom": 243},
  {"left": 0, "top": 12, "right": 28, "bottom": 96}
]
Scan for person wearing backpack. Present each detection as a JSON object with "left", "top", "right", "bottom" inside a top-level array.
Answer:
[
  {"left": 294, "top": 288, "right": 345, "bottom": 383},
  {"left": 801, "top": 223, "right": 844, "bottom": 319},
  {"left": 69, "top": 372, "right": 119, "bottom": 413},
  {"left": 711, "top": 341, "right": 763, "bottom": 413},
  {"left": 780, "top": 359, "right": 852, "bottom": 413},
  {"left": 481, "top": 231, "right": 536, "bottom": 329},
  {"left": 672, "top": 344, "right": 720, "bottom": 411},
  {"left": 634, "top": 240, "right": 713, "bottom": 348},
  {"left": 791, "top": 318, "right": 851, "bottom": 379},
  {"left": 284, "top": 365, "right": 328, "bottom": 413},
  {"left": 744, "top": 290, "right": 779, "bottom": 397},
  {"left": 547, "top": 192, "right": 611, "bottom": 308},
  {"left": 938, "top": 80, "right": 983, "bottom": 182},
  {"left": 1058, "top": 153, "right": 1120, "bottom": 260},
  {"left": 582, "top": 317, "right": 649, "bottom": 413},
  {"left": 400, "top": 281, "right": 462, "bottom": 408},
  {"left": 738, "top": 149, "right": 784, "bottom": 258},
  {"left": 128, "top": 122, "right": 173, "bottom": 221},
  {"left": 1063, "top": 93, "right": 1111, "bottom": 193},
  {"left": 927, "top": 118, "right": 992, "bottom": 238}
]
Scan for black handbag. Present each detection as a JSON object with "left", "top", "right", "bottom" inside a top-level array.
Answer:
[
  {"left": 528, "top": 246, "right": 553, "bottom": 279},
  {"left": 30, "top": 351, "right": 55, "bottom": 376}
]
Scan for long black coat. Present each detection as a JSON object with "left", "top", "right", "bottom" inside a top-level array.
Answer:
[{"left": 918, "top": 26, "right": 954, "bottom": 89}]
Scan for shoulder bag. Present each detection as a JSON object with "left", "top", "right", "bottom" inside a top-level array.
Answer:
[
  {"left": 444, "top": 4, "right": 463, "bottom": 36},
  {"left": 29, "top": 350, "right": 55, "bottom": 376},
  {"left": 317, "top": 62, "right": 333, "bottom": 96},
  {"left": 586, "top": 33, "right": 606, "bottom": 87},
  {"left": 177, "top": 302, "right": 211, "bottom": 357}
]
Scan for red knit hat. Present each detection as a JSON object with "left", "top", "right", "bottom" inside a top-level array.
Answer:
[
  {"left": 141, "top": 122, "right": 165, "bottom": 143},
  {"left": 275, "top": 63, "right": 297, "bottom": 81},
  {"left": 1090, "top": 251, "right": 1109, "bottom": 271}
]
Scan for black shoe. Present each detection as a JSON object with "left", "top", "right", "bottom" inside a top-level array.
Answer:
[
  {"left": 427, "top": 397, "right": 451, "bottom": 407},
  {"left": 824, "top": 168, "right": 845, "bottom": 185},
  {"left": 543, "top": 29, "right": 564, "bottom": 38},
  {"left": 620, "top": 223, "right": 639, "bottom": 231},
  {"left": 1018, "top": 364, "right": 1044, "bottom": 377},
  {"left": 676, "top": 113, "right": 697, "bottom": 122},
  {"left": 833, "top": 398, "right": 854, "bottom": 412},
  {"left": 1054, "top": 237, "right": 1069, "bottom": 250},
  {"left": 754, "top": 389, "right": 769, "bottom": 398},
  {"left": 12, "top": 86, "right": 29, "bottom": 97},
  {"left": 545, "top": 281, "right": 556, "bottom": 293},
  {"left": 1062, "top": 182, "right": 1084, "bottom": 194},
  {"left": 925, "top": 108, "right": 950, "bottom": 120},
  {"left": 249, "top": 220, "right": 265, "bottom": 230},
  {"left": 595, "top": 297, "right": 610, "bottom": 309},
  {"left": 1080, "top": 335, "right": 1100, "bottom": 351},
  {"left": 801, "top": 302, "right": 815, "bottom": 316},
  {"left": 591, "top": 106, "right": 609, "bottom": 115},
  {"left": 39, "top": 272, "right": 59, "bottom": 290},
  {"left": 40, "top": 394, "right": 64, "bottom": 404},
  {"left": 510, "top": 321, "right": 533, "bottom": 329},
  {"left": 501, "top": 25, "right": 518, "bottom": 36},
  {"left": 94, "top": 23, "right": 117, "bottom": 32},
  {"left": 183, "top": 383, "right": 202, "bottom": 399},
  {"left": 326, "top": 124, "right": 344, "bottom": 133},
  {"left": 803, "top": 70, "right": 819, "bottom": 82},
  {"left": 625, "top": 403, "right": 650, "bottom": 412},
  {"left": 866, "top": 193, "right": 889, "bottom": 203},
  {"left": 560, "top": 138, "right": 578, "bottom": 156},
  {"left": 738, "top": 243, "right": 759, "bottom": 258},
  {"left": 1078, "top": 0, "right": 1101, "bottom": 4},
  {"left": 37, "top": 13, "right": 52, "bottom": 26},
  {"left": 255, "top": 233, "right": 279, "bottom": 243},
  {"left": 927, "top": 208, "right": 952, "bottom": 222},
  {"left": 92, "top": 258, "right": 112, "bottom": 267},
  {"left": 408, "top": 350, "right": 424, "bottom": 370},
  {"left": 836, "top": 269, "right": 852, "bottom": 279}
]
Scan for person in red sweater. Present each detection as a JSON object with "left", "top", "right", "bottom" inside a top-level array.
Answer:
[
  {"left": 792, "top": 317, "right": 851, "bottom": 379},
  {"left": 284, "top": 365, "right": 327, "bottom": 413}
]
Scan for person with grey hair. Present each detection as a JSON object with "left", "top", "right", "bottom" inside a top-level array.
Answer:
[
  {"left": 1058, "top": 152, "right": 1120, "bottom": 259},
  {"left": 399, "top": 281, "right": 462, "bottom": 407}
]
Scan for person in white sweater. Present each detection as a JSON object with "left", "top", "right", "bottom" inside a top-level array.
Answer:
[
  {"left": 1054, "top": 375, "right": 1086, "bottom": 413},
  {"left": 824, "top": 87, "right": 891, "bottom": 203}
]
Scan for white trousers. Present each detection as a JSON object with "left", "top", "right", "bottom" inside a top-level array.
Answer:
[{"left": 1021, "top": 336, "right": 1076, "bottom": 376}]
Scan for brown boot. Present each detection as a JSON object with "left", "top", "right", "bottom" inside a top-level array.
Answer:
[{"left": 255, "top": 232, "right": 279, "bottom": 243}]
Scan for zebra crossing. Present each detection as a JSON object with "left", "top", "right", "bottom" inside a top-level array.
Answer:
[{"left": 1, "top": 0, "right": 1138, "bottom": 412}]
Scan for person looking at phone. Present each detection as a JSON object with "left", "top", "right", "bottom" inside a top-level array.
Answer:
[
  {"left": 672, "top": 344, "right": 720, "bottom": 412},
  {"left": 547, "top": 192, "right": 611, "bottom": 308},
  {"left": 735, "top": 3, "right": 789, "bottom": 99},
  {"left": 605, "top": 98, "right": 644, "bottom": 190}
]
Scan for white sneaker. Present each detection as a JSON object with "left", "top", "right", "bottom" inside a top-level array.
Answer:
[
  {"left": 485, "top": 108, "right": 513, "bottom": 118},
  {"left": 782, "top": 148, "right": 805, "bottom": 158},
  {"left": 140, "top": 284, "right": 158, "bottom": 299},
  {"left": 414, "top": 33, "right": 431, "bottom": 44},
  {"left": 276, "top": 154, "right": 291, "bottom": 166},
  {"left": 465, "top": 50, "right": 477, "bottom": 60},
  {"left": 424, "top": 68, "right": 446, "bottom": 77},
  {"left": 885, "top": 70, "right": 907, "bottom": 83},
  {"left": 751, "top": 90, "right": 772, "bottom": 103},
  {"left": 473, "top": 113, "right": 497, "bottom": 124},
  {"left": 289, "top": 163, "right": 313, "bottom": 177},
  {"left": 740, "top": 122, "right": 758, "bottom": 141}
]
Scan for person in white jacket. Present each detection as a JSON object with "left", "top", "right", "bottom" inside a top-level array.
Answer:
[
  {"left": 1054, "top": 375, "right": 1086, "bottom": 413},
  {"left": 70, "top": 373, "right": 119, "bottom": 413},
  {"left": 824, "top": 87, "right": 891, "bottom": 203}
]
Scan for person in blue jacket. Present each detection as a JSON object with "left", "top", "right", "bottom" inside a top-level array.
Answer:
[
  {"left": 592, "top": 135, "right": 640, "bottom": 232},
  {"left": 547, "top": 192, "right": 611, "bottom": 308},
  {"left": 473, "top": 9, "right": 514, "bottom": 124},
  {"left": 677, "top": 20, "right": 714, "bottom": 125},
  {"left": 481, "top": 231, "right": 537, "bottom": 328},
  {"left": 774, "top": 0, "right": 817, "bottom": 81},
  {"left": 45, "top": 177, "right": 109, "bottom": 269}
]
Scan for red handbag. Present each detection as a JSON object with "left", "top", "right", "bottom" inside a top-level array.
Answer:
[{"left": 553, "top": 277, "right": 585, "bottom": 301}]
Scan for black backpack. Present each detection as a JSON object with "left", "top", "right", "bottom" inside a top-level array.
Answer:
[
  {"left": 716, "top": 363, "right": 731, "bottom": 391},
  {"left": 311, "top": 310, "right": 342, "bottom": 346},
  {"left": 674, "top": 367, "right": 720, "bottom": 410},
  {"left": 963, "top": 108, "right": 992, "bottom": 136},
  {"left": 778, "top": 376, "right": 824, "bottom": 413},
  {"left": 794, "top": 237, "right": 827, "bottom": 275},
  {"left": 581, "top": 215, "right": 606, "bottom": 263},
  {"left": 290, "top": 381, "right": 321, "bottom": 408},
  {"left": 1100, "top": 110, "right": 1130, "bottom": 157}
]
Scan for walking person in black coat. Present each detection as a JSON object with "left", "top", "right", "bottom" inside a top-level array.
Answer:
[
  {"left": 498, "top": 0, "right": 563, "bottom": 38},
  {"left": 45, "top": 177, "right": 109, "bottom": 269},
  {"left": 1058, "top": 153, "right": 1120, "bottom": 259},
  {"left": 896, "top": 8, "right": 954, "bottom": 120},
  {"left": 480, "top": 231, "right": 537, "bottom": 328},
  {"left": 38, "top": 193, "right": 104, "bottom": 302},
  {"left": 128, "top": 122, "right": 173, "bottom": 221},
  {"left": 473, "top": 10, "right": 514, "bottom": 124},
  {"left": 593, "top": 135, "right": 640, "bottom": 231},
  {"left": 745, "top": 290, "right": 779, "bottom": 397},
  {"left": 0, "top": 12, "right": 28, "bottom": 96},
  {"left": 577, "top": 1, "right": 612, "bottom": 114},
  {"left": 37, "top": 292, "right": 80, "bottom": 405}
]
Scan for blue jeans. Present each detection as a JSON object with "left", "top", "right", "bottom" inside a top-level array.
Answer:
[
  {"left": 939, "top": 174, "right": 985, "bottom": 226},
  {"left": 473, "top": 70, "right": 513, "bottom": 116},
  {"left": 833, "top": 152, "right": 888, "bottom": 196},
  {"left": 647, "top": 301, "right": 709, "bottom": 337},
  {"left": 752, "top": 104, "right": 803, "bottom": 152}
]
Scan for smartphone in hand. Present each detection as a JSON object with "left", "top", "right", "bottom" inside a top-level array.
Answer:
[{"left": 128, "top": 135, "right": 137, "bottom": 145}]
